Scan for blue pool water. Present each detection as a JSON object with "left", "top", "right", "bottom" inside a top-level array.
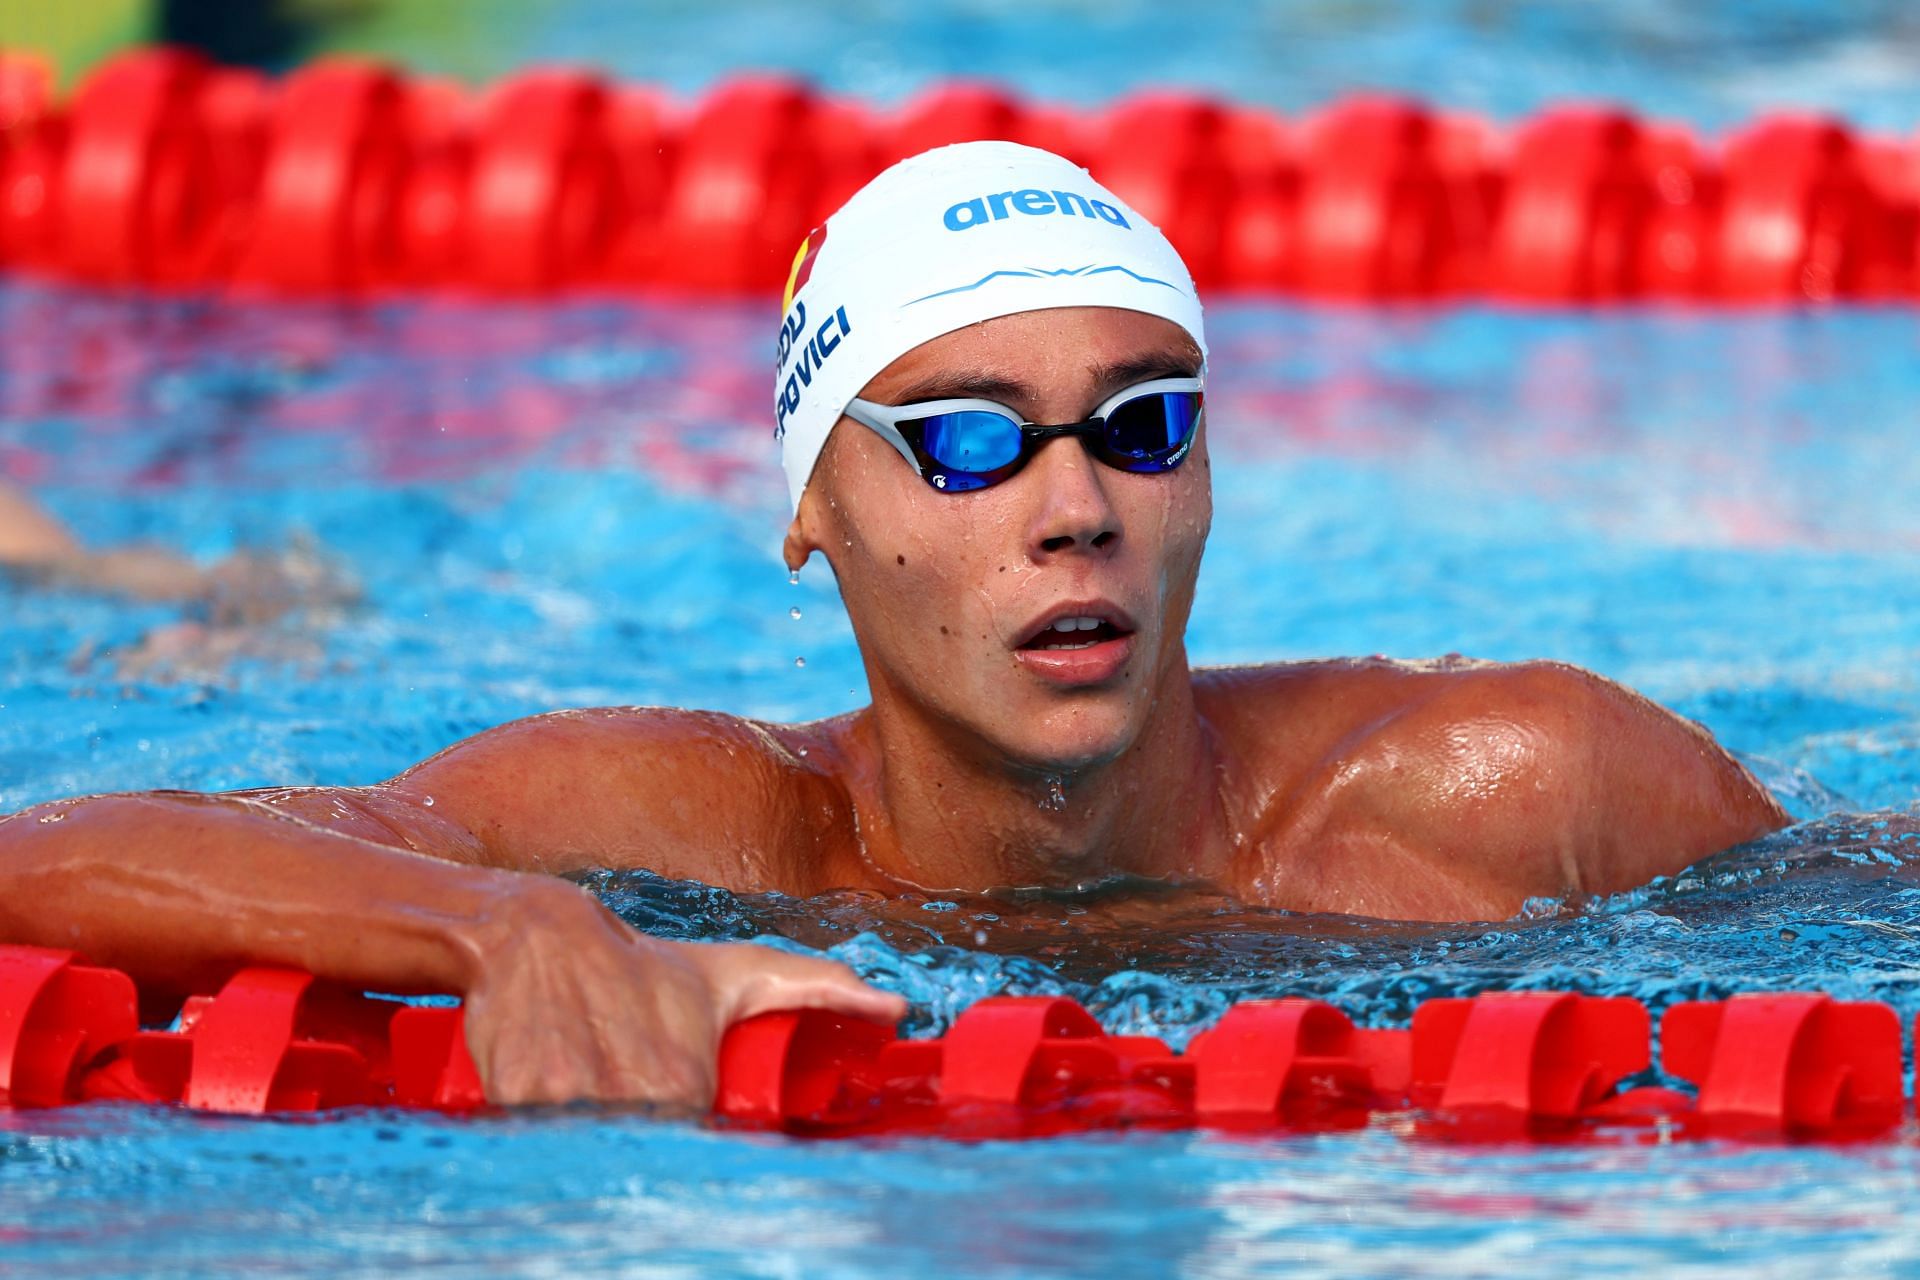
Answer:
[
  {"left": 9, "top": 2, "right": 1920, "bottom": 1273},
  {"left": 6, "top": 285, "right": 1920, "bottom": 1276},
  {"left": 328, "top": 0, "right": 1920, "bottom": 133}
]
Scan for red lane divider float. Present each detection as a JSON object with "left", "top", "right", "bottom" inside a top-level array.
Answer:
[
  {"left": 0, "top": 945, "right": 137, "bottom": 1106},
  {"left": 4, "top": 45, "right": 1920, "bottom": 302},
  {"left": 1, "top": 944, "right": 1915, "bottom": 1143}
]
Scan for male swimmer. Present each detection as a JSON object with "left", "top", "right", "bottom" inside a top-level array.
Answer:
[
  {"left": 0, "top": 143, "right": 1787, "bottom": 1108},
  {"left": 0, "top": 480, "right": 353, "bottom": 679}
]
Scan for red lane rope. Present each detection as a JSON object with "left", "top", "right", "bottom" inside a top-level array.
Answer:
[
  {"left": 0, "top": 943, "right": 1910, "bottom": 1141},
  {"left": 3, "top": 46, "right": 1918, "bottom": 304}
]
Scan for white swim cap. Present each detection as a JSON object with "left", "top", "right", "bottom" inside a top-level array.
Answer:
[{"left": 773, "top": 141, "right": 1208, "bottom": 510}]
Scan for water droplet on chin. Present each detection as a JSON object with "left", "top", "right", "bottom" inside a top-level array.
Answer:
[
  {"left": 788, "top": 569, "right": 800, "bottom": 586},
  {"left": 1039, "top": 775, "right": 1068, "bottom": 812},
  {"left": 422, "top": 795, "right": 435, "bottom": 808},
  {"left": 37, "top": 810, "right": 67, "bottom": 824}
]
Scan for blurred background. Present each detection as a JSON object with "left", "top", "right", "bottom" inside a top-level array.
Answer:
[
  {"left": 9, "top": 6, "right": 1920, "bottom": 1278},
  {"left": 15, "top": 0, "right": 1920, "bottom": 129}
]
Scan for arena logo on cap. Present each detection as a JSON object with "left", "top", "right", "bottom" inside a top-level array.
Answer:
[{"left": 943, "top": 188, "right": 1131, "bottom": 232}]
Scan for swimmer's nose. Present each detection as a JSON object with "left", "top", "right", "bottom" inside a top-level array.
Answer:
[{"left": 1024, "top": 437, "right": 1121, "bottom": 559}]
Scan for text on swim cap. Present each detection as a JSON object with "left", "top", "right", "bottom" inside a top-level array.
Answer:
[
  {"left": 775, "top": 300, "right": 854, "bottom": 435},
  {"left": 943, "top": 189, "right": 1131, "bottom": 232}
]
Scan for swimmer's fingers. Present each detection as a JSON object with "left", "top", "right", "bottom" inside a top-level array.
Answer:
[
  {"left": 703, "top": 943, "right": 908, "bottom": 1028},
  {"left": 467, "top": 933, "right": 717, "bottom": 1110},
  {"left": 462, "top": 915, "right": 902, "bottom": 1109}
]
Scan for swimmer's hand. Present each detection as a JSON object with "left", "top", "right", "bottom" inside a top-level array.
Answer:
[{"left": 461, "top": 882, "right": 907, "bottom": 1109}]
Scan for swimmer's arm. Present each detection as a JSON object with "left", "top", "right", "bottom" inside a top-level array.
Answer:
[
  {"left": 0, "top": 788, "right": 574, "bottom": 999},
  {"left": 259, "top": 706, "right": 831, "bottom": 889},
  {"left": 1569, "top": 667, "right": 1792, "bottom": 889},
  {"left": 0, "top": 481, "right": 81, "bottom": 565},
  {"left": 0, "top": 782, "right": 901, "bottom": 1104},
  {"left": 0, "top": 481, "right": 204, "bottom": 598},
  {"left": 0, "top": 705, "right": 820, "bottom": 968},
  {"left": 0, "top": 481, "right": 346, "bottom": 616}
]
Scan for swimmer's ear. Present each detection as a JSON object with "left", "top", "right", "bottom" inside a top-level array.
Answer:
[
  {"left": 781, "top": 517, "right": 812, "bottom": 572},
  {"left": 782, "top": 483, "right": 828, "bottom": 572},
  {"left": 783, "top": 423, "right": 849, "bottom": 571}
]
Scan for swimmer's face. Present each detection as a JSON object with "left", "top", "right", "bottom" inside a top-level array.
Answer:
[{"left": 785, "top": 306, "right": 1211, "bottom": 773}]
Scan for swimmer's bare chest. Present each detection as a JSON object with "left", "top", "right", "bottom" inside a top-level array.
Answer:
[
  {"left": 452, "top": 658, "right": 1774, "bottom": 921},
  {"left": 792, "top": 657, "right": 1781, "bottom": 920},
  {"left": 750, "top": 659, "right": 1621, "bottom": 919}
]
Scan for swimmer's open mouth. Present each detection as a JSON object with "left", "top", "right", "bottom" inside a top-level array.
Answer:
[{"left": 1015, "top": 607, "right": 1136, "bottom": 652}]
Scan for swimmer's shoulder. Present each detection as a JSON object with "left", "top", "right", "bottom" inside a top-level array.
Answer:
[
  {"left": 1198, "top": 656, "right": 1785, "bottom": 913},
  {"left": 1193, "top": 653, "right": 1607, "bottom": 739},
  {"left": 1194, "top": 657, "right": 1666, "bottom": 912},
  {"left": 1193, "top": 654, "right": 1547, "bottom": 758},
  {"left": 1197, "top": 653, "right": 1647, "bottom": 809},
  {"left": 392, "top": 705, "right": 864, "bottom": 892}
]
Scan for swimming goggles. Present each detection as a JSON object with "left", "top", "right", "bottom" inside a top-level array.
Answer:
[{"left": 845, "top": 377, "right": 1204, "bottom": 493}]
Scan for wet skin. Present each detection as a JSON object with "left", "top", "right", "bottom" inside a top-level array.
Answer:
[{"left": 0, "top": 307, "right": 1787, "bottom": 1107}]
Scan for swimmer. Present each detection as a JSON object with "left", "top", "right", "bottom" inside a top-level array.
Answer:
[
  {"left": 0, "top": 479, "right": 355, "bottom": 679},
  {"left": 0, "top": 144, "right": 1788, "bottom": 1108}
]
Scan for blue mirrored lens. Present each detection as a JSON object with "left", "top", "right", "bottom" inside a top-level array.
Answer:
[
  {"left": 1102, "top": 391, "right": 1200, "bottom": 469},
  {"left": 912, "top": 410, "right": 1024, "bottom": 477}
]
